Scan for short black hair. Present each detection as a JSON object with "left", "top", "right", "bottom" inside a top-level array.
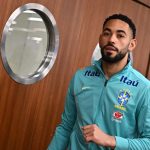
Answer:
[{"left": 103, "top": 14, "right": 136, "bottom": 38}]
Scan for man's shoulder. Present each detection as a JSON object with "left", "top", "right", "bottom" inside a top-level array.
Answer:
[
  {"left": 75, "top": 65, "right": 100, "bottom": 77},
  {"left": 129, "top": 67, "right": 150, "bottom": 87}
]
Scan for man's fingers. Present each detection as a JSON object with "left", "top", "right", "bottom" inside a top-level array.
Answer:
[
  {"left": 82, "top": 124, "right": 96, "bottom": 130},
  {"left": 82, "top": 127, "right": 93, "bottom": 134},
  {"left": 84, "top": 135, "right": 93, "bottom": 142},
  {"left": 85, "top": 132, "right": 94, "bottom": 137}
]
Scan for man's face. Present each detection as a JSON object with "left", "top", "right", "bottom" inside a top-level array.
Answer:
[{"left": 99, "top": 19, "right": 135, "bottom": 63}]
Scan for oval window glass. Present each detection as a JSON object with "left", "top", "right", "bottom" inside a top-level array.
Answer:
[
  {"left": 91, "top": 43, "right": 101, "bottom": 64},
  {"left": 1, "top": 3, "right": 59, "bottom": 84},
  {"left": 5, "top": 10, "right": 47, "bottom": 76}
]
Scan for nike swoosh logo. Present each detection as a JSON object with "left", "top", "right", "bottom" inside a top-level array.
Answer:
[{"left": 81, "top": 86, "right": 91, "bottom": 90}]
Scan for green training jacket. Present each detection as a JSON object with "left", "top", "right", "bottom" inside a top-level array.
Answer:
[{"left": 48, "top": 59, "right": 150, "bottom": 150}]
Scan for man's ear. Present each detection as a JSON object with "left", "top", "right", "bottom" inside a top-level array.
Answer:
[{"left": 128, "top": 39, "right": 137, "bottom": 52}]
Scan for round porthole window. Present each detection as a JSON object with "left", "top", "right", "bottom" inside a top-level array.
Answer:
[{"left": 1, "top": 3, "right": 59, "bottom": 84}]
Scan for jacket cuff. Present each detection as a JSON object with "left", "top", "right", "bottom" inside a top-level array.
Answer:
[{"left": 114, "top": 136, "right": 129, "bottom": 150}]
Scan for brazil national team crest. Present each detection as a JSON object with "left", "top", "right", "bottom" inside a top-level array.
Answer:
[{"left": 114, "top": 89, "right": 131, "bottom": 111}]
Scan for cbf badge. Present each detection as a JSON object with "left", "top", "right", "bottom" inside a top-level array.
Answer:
[
  {"left": 114, "top": 89, "right": 131, "bottom": 111},
  {"left": 118, "top": 90, "right": 130, "bottom": 106}
]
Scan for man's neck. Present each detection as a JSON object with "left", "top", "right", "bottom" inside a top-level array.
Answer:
[{"left": 102, "top": 56, "right": 128, "bottom": 79}]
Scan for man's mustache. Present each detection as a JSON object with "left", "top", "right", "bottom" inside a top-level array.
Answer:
[{"left": 102, "top": 43, "right": 118, "bottom": 52}]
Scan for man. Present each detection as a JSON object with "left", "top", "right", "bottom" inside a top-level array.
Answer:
[{"left": 48, "top": 14, "right": 150, "bottom": 150}]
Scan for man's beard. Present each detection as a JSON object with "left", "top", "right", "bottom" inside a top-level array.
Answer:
[{"left": 100, "top": 45, "right": 128, "bottom": 63}]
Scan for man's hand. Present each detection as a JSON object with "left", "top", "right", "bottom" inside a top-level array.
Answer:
[{"left": 82, "top": 124, "right": 116, "bottom": 148}]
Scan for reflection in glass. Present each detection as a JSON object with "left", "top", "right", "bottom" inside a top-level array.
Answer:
[
  {"left": 91, "top": 44, "right": 101, "bottom": 64},
  {"left": 5, "top": 10, "right": 47, "bottom": 76}
]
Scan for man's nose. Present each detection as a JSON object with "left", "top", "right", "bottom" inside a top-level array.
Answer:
[{"left": 108, "top": 34, "right": 117, "bottom": 43}]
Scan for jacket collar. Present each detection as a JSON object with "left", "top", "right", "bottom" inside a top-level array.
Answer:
[{"left": 93, "top": 58, "right": 132, "bottom": 77}]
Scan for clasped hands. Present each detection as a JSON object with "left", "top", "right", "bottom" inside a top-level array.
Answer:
[{"left": 82, "top": 124, "right": 116, "bottom": 148}]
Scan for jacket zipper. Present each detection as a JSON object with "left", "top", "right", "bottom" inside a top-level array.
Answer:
[{"left": 104, "top": 80, "right": 108, "bottom": 86}]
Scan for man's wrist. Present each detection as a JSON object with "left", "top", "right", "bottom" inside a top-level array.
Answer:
[{"left": 105, "top": 135, "right": 116, "bottom": 148}]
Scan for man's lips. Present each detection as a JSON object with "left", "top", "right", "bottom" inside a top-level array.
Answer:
[{"left": 104, "top": 46, "right": 118, "bottom": 51}]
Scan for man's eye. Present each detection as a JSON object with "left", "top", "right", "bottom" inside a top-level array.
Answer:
[
  {"left": 117, "top": 34, "right": 125, "bottom": 38},
  {"left": 103, "top": 32, "right": 110, "bottom": 36}
]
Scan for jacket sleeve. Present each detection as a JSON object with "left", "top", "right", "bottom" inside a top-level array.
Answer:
[
  {"left": 48, "top": 77, "right": 77, "bottom": 150},
  {"left": 115, "top": 86, "right": 150, "bottom": 150}
]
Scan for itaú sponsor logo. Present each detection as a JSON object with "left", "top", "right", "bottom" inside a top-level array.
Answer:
[
  {"left": 84, "top": 70, "right": 100, "bottom": 77},
  {"left": 120, "top": 76, "right": 139, "bottom": 87}
]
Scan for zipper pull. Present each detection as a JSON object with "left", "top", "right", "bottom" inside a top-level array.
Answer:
[{"left": 104, "top": 80, "right": 108, "bottom": 86}]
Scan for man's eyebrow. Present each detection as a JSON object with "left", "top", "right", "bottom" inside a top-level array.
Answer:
[
  {"left": 103, "top": 28, "right": 111, "bottom": 32},
  {"left": 117, "top": 30, "right": 127, "bottom": 35},
  {"left": 103, "top": 28, "right": 127, "bottom": 35}
]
